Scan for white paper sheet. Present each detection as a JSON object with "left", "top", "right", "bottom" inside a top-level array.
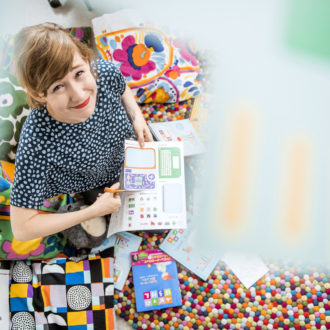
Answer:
[{"left": 222, "top": 252, "right": 269, "bottom": 289}]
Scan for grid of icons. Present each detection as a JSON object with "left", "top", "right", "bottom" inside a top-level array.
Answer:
[{"left": 143, "top": 289, "right": 173, "bottom": 307}]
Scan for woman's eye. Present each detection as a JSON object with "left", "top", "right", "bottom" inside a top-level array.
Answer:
[
  {"left": 76, "top": 70, "right": 84, "bottom": 78},
  {"left": 52, "top": 85, "right": 62, "bottom": 93}
]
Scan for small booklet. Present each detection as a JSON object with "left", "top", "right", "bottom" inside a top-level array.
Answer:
[
  {"left": 91, "top": 232, "right": 142, "bottom": 291},
  {"left": 160, "top": 214, "right": 221, "bottom": 280},
  {"left": 148, "top": 119, "right": 205, "bottom": 156},
  {"left": 107, "top": 140, "right": 187, "bottom": 237},
  {"left": 130, "top": 249, "right": 182, "bottom": 312}
]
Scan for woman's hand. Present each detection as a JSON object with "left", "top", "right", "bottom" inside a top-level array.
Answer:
[
  {"left": 91, "top": 182, "right": 122, "bottom": 216},
  {"left": 132, "top": 115, "right": 153, "bottom": 148},
  {"left": 121, "top": 85, "right": 153, "bottom": 147}
]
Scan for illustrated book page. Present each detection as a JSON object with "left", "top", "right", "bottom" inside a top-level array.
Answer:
[{"left": 107, "top": 140, "right": 187, "bottom": 237}]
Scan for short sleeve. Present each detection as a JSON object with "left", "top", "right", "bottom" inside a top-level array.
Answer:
[
  {"left": 97, "top": 60, "right": 126, "bottom": 95},
  {"left": 10, "top": 124, "right": 49, "bottom": 209}
]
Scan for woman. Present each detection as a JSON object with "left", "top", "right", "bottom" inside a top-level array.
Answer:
[{"left": 10, "top": 22, "right": 153, "bottom": 241}]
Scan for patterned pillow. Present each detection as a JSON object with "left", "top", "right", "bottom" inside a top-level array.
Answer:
[
  {"left": 93, "top": 18, "right": 203, "bottom": 103},
  {"left": 0, "top": 70, "right": 30, "bottom": 162},
  {"left": 9, "top": 248, "right": 115, "bottom": 329}
]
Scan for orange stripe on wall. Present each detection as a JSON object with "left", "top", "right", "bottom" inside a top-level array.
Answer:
[
  {"left": 280, "top": 140, "right": 310, "bottom": 242},
  {"left": 220, "top": 111, "right": 254, "bottom": 233}
]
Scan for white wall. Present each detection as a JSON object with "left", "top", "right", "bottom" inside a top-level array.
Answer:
[{"left": 0, "top": 0, "right": 133, "bottom": 35}]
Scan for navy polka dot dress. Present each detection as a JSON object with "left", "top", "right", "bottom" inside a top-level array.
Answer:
[{"left": 11, "top": 60, "right": 134, "bottom": 209}]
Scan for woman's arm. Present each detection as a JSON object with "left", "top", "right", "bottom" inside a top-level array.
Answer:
[
  {"left": 121, "top": 85, "right": 153, "bottom": 147},
  {"left": 10, "top": 183, "right": 121, "bottom": 241}
]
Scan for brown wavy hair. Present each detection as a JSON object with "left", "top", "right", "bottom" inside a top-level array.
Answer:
[{"left": 14, "top": 22, "right": 96, "bottom": 109}]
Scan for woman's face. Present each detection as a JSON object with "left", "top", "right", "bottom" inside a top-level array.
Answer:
[{"left": 39, "top": 52, "right": 97, "bottom": 124}]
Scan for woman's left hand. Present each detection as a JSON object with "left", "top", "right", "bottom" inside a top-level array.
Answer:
[
  {"left": 121, "top": 85, "right": 153, "bottom": 148},
  {"left": 132, "top": 115, "right": 153, "bottom": 148}
]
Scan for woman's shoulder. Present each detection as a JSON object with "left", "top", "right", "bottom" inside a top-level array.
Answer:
[
  {"left": 19, "top": 108, "right": 51, "bottom": 144},
  {"left": 95, "top": 59, "right": 120, "bottom": 77}
]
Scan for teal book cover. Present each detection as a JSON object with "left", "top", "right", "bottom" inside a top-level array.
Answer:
[{"left": 130, "top": 249, "right": 182, "bottom": 312}]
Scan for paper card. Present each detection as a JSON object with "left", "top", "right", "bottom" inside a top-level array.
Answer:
[
  {"left": 91, "top": 232, "right": 142, "bottom": 291},
  {"left": 160, "top": 214, "right": 221, "bottom": 281},
  {"left": 222, "top": 252, "right": 269, "bottom": 289},
  {"left": 149, "top": 119, "right": 205, "bottom": 156}
]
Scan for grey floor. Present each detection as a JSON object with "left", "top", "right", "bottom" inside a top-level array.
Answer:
[{"left": 115, "top": 315, "right": 132, "bottom": 329}]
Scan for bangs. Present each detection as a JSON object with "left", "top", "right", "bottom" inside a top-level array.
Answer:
[
  {"left": 37, "top": 35, "right": 77, "bottom": 94},
  {"left": 14, "top": 22, "right": 96, "bottom": 108}
]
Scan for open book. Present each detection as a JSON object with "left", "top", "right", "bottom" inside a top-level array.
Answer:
[{"left": 107, "top": 140, "right": 187, "bottom": 237}]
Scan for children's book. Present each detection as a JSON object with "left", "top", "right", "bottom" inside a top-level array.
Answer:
[
  {"left": 91, "top": 232, "right": 142, "bottom": 291},
  {"left": 160, "top": 214, "right": 221, "bottom": 280},
  {"left": 130, "top": 249, "right": 182, "bottom": 312},
  {"left": 148, "top": 119, "right": 205, "bottom": 156},
  {"left": 0, "top": 261, "right": 10, "bottom": 330},
  {"left": 107, "top": 140, "right": 187, "bottom": 237}
]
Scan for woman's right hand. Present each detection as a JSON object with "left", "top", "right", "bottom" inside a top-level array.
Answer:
[{"left": 90, "top": 182, "right": 122, "bottom": 216}]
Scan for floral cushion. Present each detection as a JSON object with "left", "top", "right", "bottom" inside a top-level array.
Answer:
[
  {"left": 0, "top": 70, "right": 30, "bottom": 162},
  {"left": 93, "top": 12, "right": 203, "bottom": 103}
]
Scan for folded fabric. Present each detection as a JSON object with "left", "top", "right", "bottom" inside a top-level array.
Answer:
[
  {"left": 9, "top": 247, "right": 115, "bottom": 329},
  {"left": 92, "top": 10, "right": 203, "bottom": 104}
]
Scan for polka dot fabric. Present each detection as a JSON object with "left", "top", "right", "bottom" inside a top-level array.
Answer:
[
  {"left": 115, "top": 232, "right": 330, "bottom": 330},
  {"left": 11, "top": 60, "right": 134, "bottom": 209}
]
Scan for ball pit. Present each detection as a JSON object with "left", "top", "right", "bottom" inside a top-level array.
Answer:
[
  {"left": 139, "top": 99, "right": 194, "bottom": 123},
  {"left": 115, "top": 232, "right": 330, "bottom": 330}
]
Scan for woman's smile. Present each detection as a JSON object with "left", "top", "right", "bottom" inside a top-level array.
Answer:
[{"left": 72, "top": 96, "right": 90, "bottom": 109}]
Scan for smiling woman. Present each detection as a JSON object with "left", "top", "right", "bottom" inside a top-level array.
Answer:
[
  {"left": 9, "top": 22, "right": 153, "bottom": 243},
  {"left": 37, "top": 53, "right": 97, "bottom": 124}
]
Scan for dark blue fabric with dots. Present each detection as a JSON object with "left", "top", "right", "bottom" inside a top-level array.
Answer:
[{"left": 11, "top": 60, "right": 134, "bottom": 209}]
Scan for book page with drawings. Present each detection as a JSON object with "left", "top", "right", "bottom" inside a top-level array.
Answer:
[{"left": 108, "top": 140, "right": 187, "bottom": 237}]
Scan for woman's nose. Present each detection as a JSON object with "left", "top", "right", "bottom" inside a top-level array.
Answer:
[{"left": 69, "top": 82, "right": 84, "bottom": 102}]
